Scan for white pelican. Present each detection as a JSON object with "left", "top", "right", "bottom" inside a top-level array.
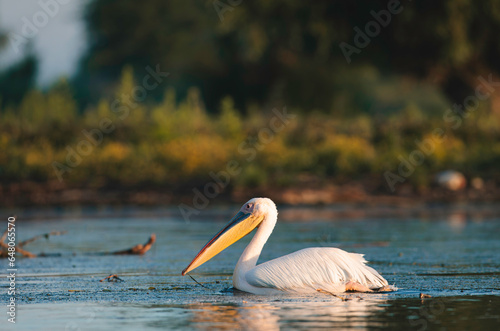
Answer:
[{"left": 182, "top": 198, "right": 395, "bottom": 294}]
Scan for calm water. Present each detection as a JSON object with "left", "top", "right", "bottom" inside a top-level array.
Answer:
[{"left": 2, "top": 203, "right": 500, "bottom": 330}]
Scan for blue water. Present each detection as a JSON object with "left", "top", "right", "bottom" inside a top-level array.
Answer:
[{"left": 2, "top": 203, "right": 500, "bottom": 330}]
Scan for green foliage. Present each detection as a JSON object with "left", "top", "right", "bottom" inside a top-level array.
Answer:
[
  {"left": 0, "top": 54, "right": 38, "bottom": 107},
  {"left": 76, "top": 0, "right": 500, "bottom": 111},
  {"left": 1, "top": 78, "right": 500, "bottom": 190},
  {"left": 217, "top": 97, "right": 243, "bottom": 140}
]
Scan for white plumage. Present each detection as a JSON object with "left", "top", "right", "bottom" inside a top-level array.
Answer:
[
  {"left": 246, "top": 247, "right": 388, "bottom": 293},
  {"left": 183, "top": 197, "right": 395, "bottom": 295}
]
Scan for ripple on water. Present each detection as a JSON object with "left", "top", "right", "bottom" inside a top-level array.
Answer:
[{"left": 4, "top": 205, "right": 500, "bottom": 330}]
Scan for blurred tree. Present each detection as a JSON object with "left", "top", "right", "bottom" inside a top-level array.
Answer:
[
  {"left": 0, "top": 54, "right": 38, "bottom": 108},
  {"left": 376, "top": 0, "right": 500, "bottom": 106},
  {"left": 75, "top": 0, "right": 500, "bottom": 112},
  {"left": 0, "top": 32, "right": 7, "bottom": 49}
]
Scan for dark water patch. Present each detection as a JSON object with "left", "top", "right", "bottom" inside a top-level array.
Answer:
[
  {"left": 10, "top": 295, "right": 500, "bottom": 331},
  {"left": 416, "top": 272, "right": 500, "bottom": 277}
]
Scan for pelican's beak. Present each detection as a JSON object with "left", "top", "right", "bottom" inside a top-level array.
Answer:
[{"left": 182, "top": 211, "right": 264, "bottom": 275}]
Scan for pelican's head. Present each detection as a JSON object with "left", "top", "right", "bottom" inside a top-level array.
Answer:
[{"left": 182, "top": 197, "right": 277, "bottom": 275}]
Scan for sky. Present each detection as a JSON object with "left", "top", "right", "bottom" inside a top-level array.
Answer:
[{"left": 0, "top": 0, "right": 88, "bottom": 86}]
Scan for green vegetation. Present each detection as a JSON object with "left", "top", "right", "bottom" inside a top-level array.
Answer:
[
  {"left": 75, "top": 0, "right": 500, "bottom": 111},
  {"left": 2, "top": 0, "right": 500, "bottom": 199},
  {"left": 2, "top": 67, "right": 499, "bottom": 194}
]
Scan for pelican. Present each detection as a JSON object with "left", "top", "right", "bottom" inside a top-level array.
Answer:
[{"left": 182, "top": 198, "right": 395, "bottom": 294}]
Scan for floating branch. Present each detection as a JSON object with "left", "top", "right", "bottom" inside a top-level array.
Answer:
[
  {"left": 111, "top": 234, "right": 156, "bottom": 255},
  {"left": 100, "top": 274, "right": 124, "bottom": 282},
  {"left": 19, "top": 231, "right": 68, "bottom": 247},
  {"left": 1, "top": 218, "right": 66, "bottom": 258},
  {"left": 0, "top": 231, "right": 37, "bottom": 258},
  {"left": 1, "top": 218, "right": 156, "bottom": 258}
]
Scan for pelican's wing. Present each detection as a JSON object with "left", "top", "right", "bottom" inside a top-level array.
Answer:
[{"left": 246, "top": 247, "right": 388, "bottom": 292}]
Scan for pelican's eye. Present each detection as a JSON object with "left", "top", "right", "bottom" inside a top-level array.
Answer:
[{"left": 246, "top": 203, "right": 253, "bottom": 211}]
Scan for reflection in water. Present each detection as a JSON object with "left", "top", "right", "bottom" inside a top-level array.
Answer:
[
  {"left": 446, "top": 211, "right": 467, "bottom": 232},
  {"left": 189, "top": 296, "right": 387, "bottom": 330},
  {"left": 190, "top": 303, "right": 280, "bottom": 331}
]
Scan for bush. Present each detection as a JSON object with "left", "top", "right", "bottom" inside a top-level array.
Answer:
[{"left": 1, "top": 74, "right": 499, "bottom": 192}]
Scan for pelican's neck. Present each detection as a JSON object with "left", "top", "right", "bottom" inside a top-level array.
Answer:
[{"left": 233, "top": 208, "right": 277, "bottom": 279}]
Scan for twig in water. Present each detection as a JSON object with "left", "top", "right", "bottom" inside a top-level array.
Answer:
[
  {"left": 112, "top": 234, "right": 156, "bottom": 255},
  {"left": 19, "top": 231, "right": 68, "bottom": 247},
  {"left": 189, "top": 275, "right": 209, "bottom": 289},
  {"left": 100, "top": 274, "right": 124, "bottom": 282}
]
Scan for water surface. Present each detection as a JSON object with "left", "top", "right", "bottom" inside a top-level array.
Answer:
[{"left": 2, "top": 204, "right": 499, "bottom": 330}]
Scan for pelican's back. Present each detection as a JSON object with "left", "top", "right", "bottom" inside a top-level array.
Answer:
[{"left": 246, "top": 247, "right": 388, "bottom": 293}]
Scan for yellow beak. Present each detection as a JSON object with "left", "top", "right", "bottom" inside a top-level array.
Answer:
[{"left": 182, "top": 211, "right": 264, "bottom": 275}]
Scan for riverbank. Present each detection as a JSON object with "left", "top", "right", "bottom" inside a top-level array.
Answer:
[{"left": 2, "top": 179, "right": 498, "bottom": 208}]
